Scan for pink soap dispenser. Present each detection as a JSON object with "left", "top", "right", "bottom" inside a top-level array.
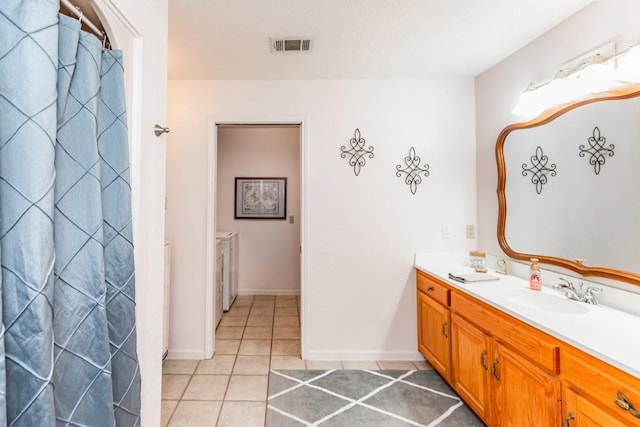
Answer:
[{"left": 529, "top": 258, "right": 541, "bottom": 291}]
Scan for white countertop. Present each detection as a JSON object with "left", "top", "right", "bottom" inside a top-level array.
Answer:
[{"left": 414, "top": 252, "right": 640, "bottom": 379}]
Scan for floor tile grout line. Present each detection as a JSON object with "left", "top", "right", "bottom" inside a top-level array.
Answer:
[
  {"left": 163, "top": 294, "right": 304, "bottom": 426},
  {"left": 164, "top": 367, "right": 195, "bottom": 426},
  {"left": 163, "top": 397, "right": 179, "bottom": 426},
  {"left": 266, "top": 298, "right": 275, "bottom": 424},
  {"left": 217, "top": 295, "right": 250, "bottom": 427}
]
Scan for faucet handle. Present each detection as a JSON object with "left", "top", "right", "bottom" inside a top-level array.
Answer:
[
  {"left": 555, "top": 277, "right": 575, "bottom": 289},
  {"left": 583, "top": 286, "right": 603, "bottom": 304}
]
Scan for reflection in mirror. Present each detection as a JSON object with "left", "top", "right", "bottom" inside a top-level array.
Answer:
[{"left": 497, "top": 88, "right": 640, "bottom": 286}]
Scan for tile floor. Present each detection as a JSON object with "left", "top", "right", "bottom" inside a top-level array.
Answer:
[{"left": 161, "top": 295, "right": 433, "bottom": 426}]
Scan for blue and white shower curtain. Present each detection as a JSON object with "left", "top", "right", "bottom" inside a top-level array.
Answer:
[{"left": 0, "top": 1, "right": 141, "bottom": 425}]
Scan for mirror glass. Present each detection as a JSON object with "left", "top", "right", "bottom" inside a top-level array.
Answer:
[{"left": 497, "top": 89, "right": 640, "bottom": 285}]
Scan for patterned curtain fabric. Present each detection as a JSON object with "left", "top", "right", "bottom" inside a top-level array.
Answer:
[{"left": 0, "top": 1, "right": 140, "bottom": 425}]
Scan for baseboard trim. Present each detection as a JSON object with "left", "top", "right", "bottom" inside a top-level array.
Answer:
[
  {"left": 238, "top": 289, "right": 300, "bottom": 296},
  {"left": 165, "top": 349, "right": 206, "bottom": 360},
  {"left": 166, "top": 348, "right": 423, "bottom": 362},
  {"left": 305, "top": 350, "right": 424, "bottom": 361}
]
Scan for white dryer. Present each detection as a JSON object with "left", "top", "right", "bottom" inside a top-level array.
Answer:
[{"left": 214, "top": 239, "right": 223, "bottom": 328}]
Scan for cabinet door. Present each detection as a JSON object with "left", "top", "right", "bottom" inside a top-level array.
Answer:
[
  {"left": 451, "top": 313, "right": 491, "bottom": 422},
  {"left": 492, "top": 342, "right": 561, "bottom": 427},
  {"left": 417, "top": 290, "right": 451, "bottom": 381},
  {"left": 564, "top": 387, "right": 630, "bottom": 427},
  {"left": 563, "top": 346, "right": 640, "bottom": 426}
]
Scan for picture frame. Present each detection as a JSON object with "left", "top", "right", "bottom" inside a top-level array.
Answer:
[{"left": 234, "top": 177, "right": 287, "bottom": 219}]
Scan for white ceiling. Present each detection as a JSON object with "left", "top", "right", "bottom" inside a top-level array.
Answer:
[{"left": 168, "top": 0, "right": 595, "bottom": 80}]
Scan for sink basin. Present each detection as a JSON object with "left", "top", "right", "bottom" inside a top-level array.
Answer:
[{"left": 496, "top": 289, "right": 590, "bottom": 314}]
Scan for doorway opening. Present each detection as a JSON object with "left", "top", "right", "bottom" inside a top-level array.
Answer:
[{"left": 204, "top": 119, "right": 307, "bottom": 361}]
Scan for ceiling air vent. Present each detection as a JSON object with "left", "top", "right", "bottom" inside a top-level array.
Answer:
[{"left": 271, "top": 37, "right": 313, "bottom": 53}]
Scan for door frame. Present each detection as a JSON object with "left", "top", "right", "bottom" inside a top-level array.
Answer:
[
  {"left": 92, "top": 0, "right": 167, "bottom": 425},
  {"left": 204, "top": 116, "right": 308, "bottom": 359}
]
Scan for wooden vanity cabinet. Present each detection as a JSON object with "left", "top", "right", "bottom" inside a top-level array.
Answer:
[
  {"left": 417, "top": 270, "right": 562, "bottom": 426},
  {"left": 417, "top": 271, "right": 451, "bottom": 381},
  {"left": 562, "top": 345, "right": 640, "bottom": 426},
  {"left": 416, "top": 269, "right": 640, "bottom": 426},
  {"left": 451, "top": 291, "right": 561, "bottom": 426}
]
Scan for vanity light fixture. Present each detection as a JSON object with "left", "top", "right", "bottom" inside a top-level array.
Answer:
[
  {"left": 615, "top": 44, "right": 640, "bottom": 83},
  {"left": 512, "top": 43, "right": 640, "bottom": 119}
]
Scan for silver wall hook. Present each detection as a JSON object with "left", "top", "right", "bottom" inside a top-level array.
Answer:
[{"left": 154, "top": 124, "right": 170, "bottom": 137}]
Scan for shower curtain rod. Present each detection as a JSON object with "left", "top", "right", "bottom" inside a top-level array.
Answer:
[{"left": 60, "top": 0, "right": 104, "bottom": 39}]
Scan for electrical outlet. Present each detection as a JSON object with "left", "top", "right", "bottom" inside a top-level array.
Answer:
[
  {"left": 288, "top": 215, "right": 295, "bottom": 224},
  {"left": 442, "top": 224, "right": 451, "bottom": 239},
  {"left": 505, "top": 225, "right": 512, "bottom": 239},
  {"left": 466, "top": 224, "right": 475, "bottom": 239}
]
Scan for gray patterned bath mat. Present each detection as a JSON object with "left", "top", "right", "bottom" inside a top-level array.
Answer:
[{"left": 266, "top": 370, "right": 484, "bottom": 426}]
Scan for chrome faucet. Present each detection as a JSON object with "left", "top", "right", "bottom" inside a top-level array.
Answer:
[
  {"left": 552, "top": 278, "right": 581, "bottom": 301},
  {"left": 552, "top": 277, "right": 603, "bottom": 305}
]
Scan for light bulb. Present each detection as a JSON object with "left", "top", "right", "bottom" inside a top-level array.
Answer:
[
  {"left": 579, "top": 63, "right": 613, "bottom": 93},
  {"left": 614, "top": 45, "right": 640, "bottom": 83},
  {"left": 541, "top": 76, "right": 583, "bottom": 105},
  {"left": 512, "top": 87, "right": 544, "bottom": 118}
]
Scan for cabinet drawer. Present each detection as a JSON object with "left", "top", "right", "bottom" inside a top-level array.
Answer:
[
  {"left": 563, "top": 347, "right": 640, "bottom": 423},
  {"left": 417, "top": 270, "right": 450, "bottom": 306},
  {"left": 451, "top": 292, "right": 559, "bottom": 373}
]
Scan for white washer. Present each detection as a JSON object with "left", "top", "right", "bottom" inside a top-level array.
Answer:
[
  {"left": 215, "top": 239, "right": 223, "bottom": 328},
  {"left": 216, "top": 231, "right": 238, "bottom": 311}
]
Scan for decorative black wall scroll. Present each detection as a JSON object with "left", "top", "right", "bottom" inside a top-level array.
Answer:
[
  {"left": 522, "top": 146, "right": 557, "bottom": 195},
  {"left": 340, "top": 128, "right": 374, "bottom": 176},
  {"left": 395, "top": 147, "right": 430, "bottom": 195},
  {"left": 579, "top": 126, "right": 614, "bottom": 175}
]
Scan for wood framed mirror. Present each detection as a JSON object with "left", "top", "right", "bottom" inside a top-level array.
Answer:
[{"left": 496, "top": 86, "right": 640, "bottom": 286}]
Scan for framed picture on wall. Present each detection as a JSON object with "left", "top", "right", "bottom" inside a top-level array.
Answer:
[{"left": 234, "top": 177, "right": 287, "bottom": 219}]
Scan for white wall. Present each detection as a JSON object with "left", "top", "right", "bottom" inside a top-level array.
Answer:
[
  {"left": 166, "top": 79, "right": 477, "bottom": 359},
  {"left": 475, "top": 0, "right": 640, "bottom": 293},
  {"left": 217, "top": 126, "right": 301, "bottom": 294}
]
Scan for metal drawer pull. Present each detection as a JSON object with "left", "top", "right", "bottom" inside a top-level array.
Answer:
[
  {"left": 442, "top": 322, "right": 448, "bottom": 338},
  {"left": 480, "top": 350, "right": 488, "bottom": 371},
  {"left": 427, "top": 286, "right": 434, "bottom": 292},
  {"left": 564, "top": 412, "right": 574, "bottom": 427},
  {"left": 492, "top": 359, "right": 500, "bottom": 380},
  {"left": 615, "top": 391, "right": 640, "bottom": 418}
]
